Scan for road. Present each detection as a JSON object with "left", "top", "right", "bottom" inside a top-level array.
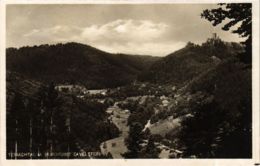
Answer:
[{"left": 100, "top": 103, "right": 130, "bottom": 158}]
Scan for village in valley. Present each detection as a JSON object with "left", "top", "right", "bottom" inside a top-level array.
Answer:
[{"left": 54, "top": 81, "right": 186, "bottom": 158}]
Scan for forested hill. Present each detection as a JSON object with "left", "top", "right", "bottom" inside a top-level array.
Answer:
[
  {"left": 138, "top": 38, "right": 244, "bottom": 87},
  {"left": 6, "top": 42, "right": 160, "bottom": 88}
]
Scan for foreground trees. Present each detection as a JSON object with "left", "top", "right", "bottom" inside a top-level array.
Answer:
[
  {"left": 7, "top": 82, "right": 119, "bottom": 159},
  {"left": 7, "top": 93, "right": 27, "bottom": 158},
  {"left": 7, "top": 83, "right": 67, "bottom": 159},
  {"left": 178, "top": 59, "right": 252, "bottom": 158},
  {"left": 179, "top": 97, "right": 251, "bottom": 158}
]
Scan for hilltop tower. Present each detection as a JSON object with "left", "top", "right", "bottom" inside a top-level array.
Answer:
[
  {"left": 205, "top": 33, "right": 221, "bottom": 46},
  {"left": 213, "top": 33, "right": 217, "bottom": 39}
]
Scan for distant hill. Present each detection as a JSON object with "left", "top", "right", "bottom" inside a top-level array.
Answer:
[
  {"left": 6, "top": 42, "right": 160, "bottom": 88},
  {"left": 138, "top": 38, "right": 244, "bottom": 87}
]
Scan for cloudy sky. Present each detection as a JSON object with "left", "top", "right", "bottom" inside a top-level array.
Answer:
[{"left": 7, "top": 4, "right": 244, "bottom": 56}]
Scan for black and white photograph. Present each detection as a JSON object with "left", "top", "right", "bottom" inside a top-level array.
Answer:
[{"left": 1, "top": 0, "right": 259, "bottom": 163}]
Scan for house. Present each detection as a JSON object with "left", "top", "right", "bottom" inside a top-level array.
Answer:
[
  {"left": 55, "top": 84, "right": 87, "bottom": 94},
  {"left": 162, "top": 99, "right": 169, "bottom": 107},
  {"left": 55, "top": 85, "right": 74, "bottom": 92},
  {"left": 87, "top": 89, "right": 107, "bottom": 96}
]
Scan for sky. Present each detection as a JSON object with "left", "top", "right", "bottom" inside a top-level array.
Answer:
[{"left": 6, "top": 4, "right": 244, "bottom": 56}]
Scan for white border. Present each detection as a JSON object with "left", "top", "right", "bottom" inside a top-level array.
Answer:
[
  {"left": 0, "top": 0, "right": 259, "bottom": 166},
  {"left": 252, "top": 0, "right": 260, "bottom": 163},
  {"left": 1, "top": 0, "right": 259, "bottom": 4}
]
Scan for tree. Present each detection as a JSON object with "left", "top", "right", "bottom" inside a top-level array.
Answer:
[
  {"left": 179, "top": 100, "right": 225, "bottom": 158},
  {"left": 106, "top": 152, "right": 113, "bottom": 159},
  {"left": 214, "top": 97, "right": 252, "bottom": 158},
  {"left": 201, "top": 3, "right": 252, "bottom": 63},
  {"left": 123, "top": 122, "right": 143, "bottom": 158},
  {"left": 35, "top": 82, "right": 63, "bottom": 158},
  {"left": 26, "top": 98, "right": 37, "bottom": 158},
  {"left": 7, "top": 93, "right": 26, "bottom": 159},
  {"left": 140, "top": 136, "right": 160, "bottom": 158}
]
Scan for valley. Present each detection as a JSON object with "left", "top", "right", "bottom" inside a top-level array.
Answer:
[{"left": 6, "top": 36, "right": 252, "bottom": 159}]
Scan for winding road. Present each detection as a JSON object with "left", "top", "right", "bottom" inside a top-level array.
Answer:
[{"left": 100, "top": 103, "right": 130, "bottom": 158}]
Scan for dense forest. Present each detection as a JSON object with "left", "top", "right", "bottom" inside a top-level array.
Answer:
[
  {"left": 7, "top": 79, "right": 119, "bottom": 159},
  {"left": 139, "top": 38, "right": 244, "bottom": 86},
  {"left": 7, "top": 42, "right": 159, "bottom": 89}
]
